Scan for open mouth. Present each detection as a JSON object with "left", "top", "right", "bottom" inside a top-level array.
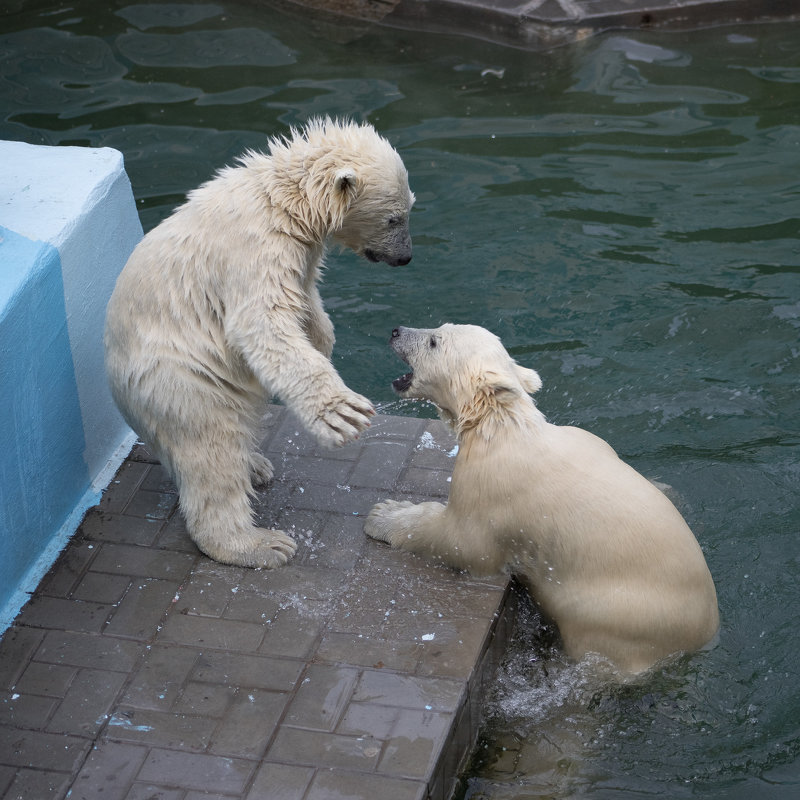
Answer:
[{"left": 392, "top": 371, "right": 413, "bottom": 393}]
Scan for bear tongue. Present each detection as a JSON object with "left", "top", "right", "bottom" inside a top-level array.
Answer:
[{"left": 392, "top": 372, "right": 414, "bottom": 393}]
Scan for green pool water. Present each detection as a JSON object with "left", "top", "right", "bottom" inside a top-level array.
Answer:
[{"left": 2, "top": 3, "right": 798, "bottom": 797}]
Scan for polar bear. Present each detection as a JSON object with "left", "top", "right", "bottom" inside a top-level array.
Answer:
[
  {"left": 105, "top": 118, "right": 414, "bottom": 568},
  {"left": 365, "top": 324, "right": 719, "bottom": 675}
]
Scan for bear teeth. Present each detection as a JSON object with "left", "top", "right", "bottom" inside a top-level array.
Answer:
[{"left": 392, "top": 372, "right": 414, "bottom": 393}]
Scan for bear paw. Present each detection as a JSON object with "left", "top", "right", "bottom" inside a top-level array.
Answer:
[
  {"left": 309, "top": 391, "right": 375, "bottom": 448},
  {"left": 249, "top": 453, "right": 274, "bottom": 487},
  {"left": 200, "top": 528, "right": 297, "bottom": 569},
  {"left": 364, "top": 500, "right": 416, "bottom": 544}
]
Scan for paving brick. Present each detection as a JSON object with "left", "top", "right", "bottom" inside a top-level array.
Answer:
[
  {"left": 105, "top": 707, "right": 215, "bottom": 751},
  {"left": 414, "top": 618, "right": 495, "bottom": 679},
  {"left": 153, "top": 514, "right": 198, "bottom": 554},
  {"left": 127, "top": 442, "right": 158, "bottom": 463},
  {"left": 267, "top": 726, "right": 382, "bottom": 771},
  {"left": 209, "top": 688, "right": 289, "bottom": 758},
  {"left": 35, "top": 540, "right": 98, "bottom": 598},
  {"left": 125, "top": 784, "right": 184, "bottom": 800},
  {"left": 15, "top": 595, "right": 113, "bottom": 634},
  {"left": 305, "top": 769, "right": 426, "bottom": 800},
  {"left": 99, "top": 461, "right": 150, "bottom": 513},
  {"left": 0, "top": 692, "right": 56, "bottom": 729},
  {"left": 191, "top": 651, "right": 302, "bottom": 693},
  {"left": 0, "top": 627, "right": 44, "bottom": 690},
  {"left": 348, "top": 438, "right": 414, "bottom": 488},
  {"left": 34, "top": 630, "right": 142, "bottom": 673},
  {"left": 137, "top": 749, "right": 254, "bottom": 794},
  {"left": 90, "top": 542, "right": 196, "bottom": 581},
  {"left": 79, "top": 511, "right": 164, "bottom": 547},
  {"left": 283, "top": 664, "right": 358, "bottom": 732},
  {"left": 1, "top": 767, "right": 71, "bottom": 800},
  {"left": 337, "top": 702, "right": 399, "bottom": 739},
  {"left": 122, "top": 644, "right": 198, "bottom": 710},
  {"left": 72, "top": 572, "right": 132, "bottom": 605},
  {"left": 172, "top": 681, "right": 236, "bottom": 717},
  {"left": 271, "top": 453, "right": 354, "bottom": 484},
  {"left": 139, "top": 464, "right": 177, "bottom": 494},
  {"left": 0, "top": 765, "right": 13, "bottom": 795},
  {"left": 245, "top": 762, "right": 314, "bottom": 800},
  {"left": 123, "top": 488, "right": 178, "bottom": 521},
  {"left": 0, "top": 724, "right": 89, "bottom": 771},
  {"left": 223, "top": 589, "right": 281, "bottom": 624},
  {"left": 378, "top": 707, "right": 454, "bottom": 779},
  {"left": 158, "top": 613, "right": 264, "bottom": 651},
  {"left": 70, "top": 741, "right": 149, "bottom": 800},
  {"left": 104, "top": 578, "right": 181, "bottom": 640},
  {"left": 257, "top": 607, "right": 324, "bottom": 660},
  {"left": 368, "top": 414, "right": 428, "bottom": 442},
  {"left": 316, "top": 632, "right": 421, "bottom": 672},
  {"left": 407, "top": 422, "right": 459, "bottom": 470},
  {"left": 353, "top": 670, "right": 465, "bottom": 713},
  {"left": 46, "top": 668, "right": 127, "bottom": 736},
  {"left": 288, "top": 482, "right": 383, "bottom": 516},
  {"left": 290, "top": 512, "right": 366, "bottom": 571},
  {"left": 13, "top": 662, "right": 76, "bottom": 698},
  {"left": 175, "top": 561, "right": 246, "bottom": 618}
]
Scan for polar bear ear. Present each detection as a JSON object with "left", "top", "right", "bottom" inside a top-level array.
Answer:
[
  {"left": 334, "top": 168, "right": 358, "bottom": 199},
  {"left": 514, "top": 364, "right": 542, "bottom": 395},
  {"left": 330, "top": 167, "right": 358, "bottom": 228},
  {"left": 481, "top": 369, "right": 521, "bottom": 401}
]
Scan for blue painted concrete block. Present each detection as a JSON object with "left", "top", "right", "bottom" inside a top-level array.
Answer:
[{"left": 0, "top": 141, "right": 143, "bottom": 628}]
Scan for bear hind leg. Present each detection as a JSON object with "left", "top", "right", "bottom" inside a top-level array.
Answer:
[{"left": 168, "top": 427, "right": 295, "bottom": 569}]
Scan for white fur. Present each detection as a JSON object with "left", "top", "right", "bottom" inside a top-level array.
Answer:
[
  {"left": 105, "top": 118, "right": 414, "bottom": 568},
  {"left": 365, "top": 324, "right": 719, "bottom": 675}
]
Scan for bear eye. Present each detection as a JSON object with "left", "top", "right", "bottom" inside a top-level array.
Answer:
[
  {"left": 429, "top": 337, "right": 437, "bottom": 348},
  {"left": 388, "top": 215, "right": 402, "bottom": 227}
]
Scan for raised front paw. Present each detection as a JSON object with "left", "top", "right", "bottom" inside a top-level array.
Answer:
[{"left": 310, "top": 390, "right": 375, "bottom": 448}]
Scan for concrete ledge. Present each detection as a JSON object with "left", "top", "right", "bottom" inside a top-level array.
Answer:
[
  {"left": 279, "top": 0, "right": 800, "bottom": 48},
  {"left": 0, "top": 407, "right": 514, "bottom": 800},
  {"left": 0, "top": 141, "right": 142, "bottom": 630}
]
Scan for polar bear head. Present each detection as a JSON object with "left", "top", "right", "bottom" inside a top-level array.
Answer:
[
  {"left": 269, "top": 118, "right": 415, "bottom": 266},
  {"left": 388, "top": 324, "right": 542, "bottom": 430}
]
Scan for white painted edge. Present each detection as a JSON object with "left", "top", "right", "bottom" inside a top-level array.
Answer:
[{"left": 0, "top": 429, "right": 138, "bottom": 635}]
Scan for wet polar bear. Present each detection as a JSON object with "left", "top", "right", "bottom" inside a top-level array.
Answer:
[
  {"left": 365, "top": 324, "right": 719, "bottom": 676},
  {"left": 105, "top": 119, "right": 414, "bottom": 568}
]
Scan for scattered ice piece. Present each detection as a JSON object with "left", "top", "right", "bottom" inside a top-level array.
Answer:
[
  {"left": 421, "top": 633, "right": 435, "bottom": 641},
  {"left": 11, "top": 693, "right": 19, "bottom": 700},
  {"left": 481, "top": 67, "right": 505, "bottom": 78}
]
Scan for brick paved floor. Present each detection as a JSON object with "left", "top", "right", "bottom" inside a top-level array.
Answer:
[{"left": 0, "top": 407, "right": 514, "bottom": 800}]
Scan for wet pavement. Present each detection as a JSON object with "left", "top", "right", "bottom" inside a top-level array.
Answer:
[
  {"left": 0, "top": 406, "right": 515, "bottom": 800},
  {"left": 287, "top": 0, "right": 800, "bottom": 48}
]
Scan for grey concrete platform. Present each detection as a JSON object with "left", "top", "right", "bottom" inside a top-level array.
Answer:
[
  {"left": 0, "top": 406, "right": 515, "bottom": 800},
  {"left": 281, "top": 0, "right": 800, "bottom": 49}
]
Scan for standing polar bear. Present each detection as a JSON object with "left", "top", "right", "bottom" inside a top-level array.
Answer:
[
  {"left": 365, "top": 324, "right": 719, "bottom": 676},
  {"left": 105, "top": 118, "right": 414, "bottom": 568}
]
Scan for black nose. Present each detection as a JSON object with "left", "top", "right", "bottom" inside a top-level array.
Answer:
[
  {"left": 391, "top": 328, "right": 400, "bottom": 338},
  {"left": 395, "top": 254, "right": 411, "bottom": 266}
]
